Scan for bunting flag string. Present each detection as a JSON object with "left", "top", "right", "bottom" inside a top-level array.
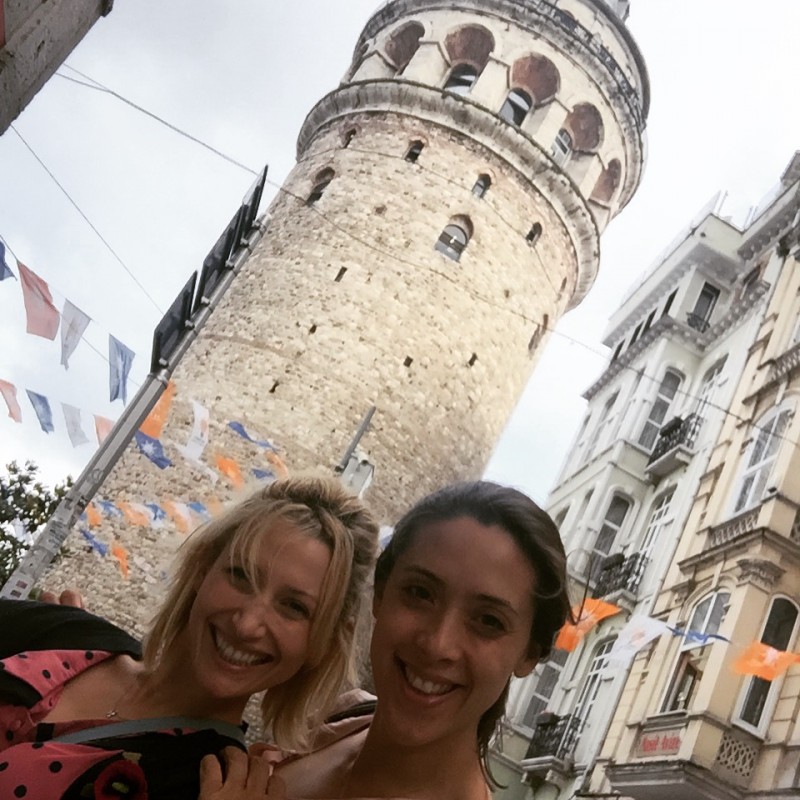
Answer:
[
  {"left": 139, "top": 381, "right": 176, "bottom": 439},
  {"left": 134, "top": 430, "right": 173, "bottom": 469},
  {"left": 228, "top": 421, "right": 277, "bottom": 450},
  {"left": 25, "top": 390, "right": 55, "bottom": 433},
  {"left": 215, "top": 454, "right": 244, "bottom": 488},
  {"left": 95, "top": 414, "right": 115, "bottom": 444}
]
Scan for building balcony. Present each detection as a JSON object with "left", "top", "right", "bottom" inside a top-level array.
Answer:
[
  {"left": 594, "top": 550, "right": 649, "bottom": 601},
  {"left": 646, "top": 414, "right": 703, "bottom": 478},
  {"left": 707, "top": 508, "right": 760, "bottom": 549},
  {"left": 769, "top": 340, "right": 800, "bottom": 383},
  {"left": 521, "top": 713, "right": 581, "bottom": 778},
  {"left": 686, "top": 313, "right": 711, "bottom": 333}
]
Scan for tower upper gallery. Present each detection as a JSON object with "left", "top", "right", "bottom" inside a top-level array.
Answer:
[{"left": 298, "top": 0, "right": 648, "bottom": 304}]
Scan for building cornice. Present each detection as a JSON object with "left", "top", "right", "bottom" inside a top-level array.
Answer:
[
  {"left": 738, "top": 184, "right": 800, "bottom": 262},
  {"left": 297, "top": 79, "right": 601, "bottom": 304}
]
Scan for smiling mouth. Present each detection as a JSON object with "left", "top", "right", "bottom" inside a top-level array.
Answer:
[
  {"left": 401, "top": 662, "right": 456, "bottom": 696},
  {"left": 212, "top": 628, "right": 273, "bottom": 667}
]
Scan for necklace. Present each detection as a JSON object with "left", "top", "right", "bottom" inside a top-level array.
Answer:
[{"left": 105, "top": 674, "right": 142, "bottom": 719}]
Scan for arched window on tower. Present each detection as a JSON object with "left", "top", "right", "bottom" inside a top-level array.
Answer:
[
  {"left": 472, "top": 174, "right": 491, "bottom": 198},
  {"left": 384, "top": 21, "right": 424, "bottom": 74},
  {"left": 343, "top": 128, "right": 357, "bottom": 149},
  {"left": 499, "top": 88, "right": 533, "bottom": 126},
  {"left": 405, "top": 140, "right": 424, "bottom": 163},
  {"left": 444, "top": 63, "right": 479, "bottom": 95},
  {"left": 526, "top": 222, "right": 543, "bottom": 245},
  {"left": 434, "top": 218, "right": 472, "bottom": 262},
  {"left": 552, "top": 128, "right": 573, "bottom": 167},
  {"left": 306, "top": 168, "right": 335, "bottom": 205}
]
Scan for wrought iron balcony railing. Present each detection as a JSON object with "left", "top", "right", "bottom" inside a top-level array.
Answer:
[
  {"left": 648, "top": 413, "right": 703, "bottom": 466},
  {"left": 594, "top": 550, "right": 649, "bottom": 598},
  {"left": 525, "top": 713, "right": 582, "bottom": 761},
  {"left": 686, "top": 312, "right": 711, "bottom": 333}
]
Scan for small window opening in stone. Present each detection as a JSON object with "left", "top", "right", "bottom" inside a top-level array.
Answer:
[
  {"left": 551, "top": 128, "right": 573, "bottom": 167},
  {"left": 309, "top": 324, "right": 317, "bottom": 334},
  {"left": 528, "top": 328, "right": 541, "bottom": 353},
  {"left": 559, "top": 277, "right": 567, "bottom": 293},
  {"left": 468, "top": 353, "right": 478, "bottom": 367},
  {"left": 335, "top": 267, "right": 347, "bottom": 282},
  {"left": 343, "top": 129, "right": 357, "bottom": 148},
  {"left": 526, "top": 222, "right": 543, "bottom": 245},
  {"left": 499, "top": 88, "right": 533, "bottom": 126},
  {"left": 307, "top": 168, "right": 335, "bottom": 205},
  {"left": 270, "top": 381, "right": 279, "bottom": 394},
  {"left": 444, "top": 63, "right": 479, "bottom": 96},
  {"left": 404, "top": 356, "right": 413, "bottom": 367},
  {"left": 472, "top": 174, "right": 491, "bottom": 198},
  {"left": 435, "top": 220, "right": 472, "bottom": 262},
  {"left": 405, "top": 140, "right": 424, "bottom": 163}
]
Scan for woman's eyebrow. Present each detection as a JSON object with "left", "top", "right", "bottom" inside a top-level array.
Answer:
[
  {"left": 400, "top": 565, "right": 445, "bottom": 587},
  {"left": 475, "top": 593, "right": 519, "bottom": 615}
]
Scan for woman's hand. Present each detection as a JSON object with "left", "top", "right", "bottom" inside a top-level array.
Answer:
[
  {"left": 39, "top": 588, "right": 85, "bottom": 608},
  {"left": 199, "top": 747, "right": 286, "bottom": 799}
]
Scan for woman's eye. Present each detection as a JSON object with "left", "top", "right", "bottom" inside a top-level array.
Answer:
[
  {"left": 477, "top": 614, "right": 507, "bottom": 634},
  {"left": 403, "top": 584, "right": 432, "bottom": 602},
  {"left": 226, "top": 566, "right": 252, "bottom": 589},
  {"left": 283, "top": 599, "right": 311, "bottom": 620}
]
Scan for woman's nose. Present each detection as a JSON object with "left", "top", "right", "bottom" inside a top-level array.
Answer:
[
  {"left": 232, "top": 597, "right": 273, "bottom": 639},
  {"left": 417, "top": 610, "right": 462, "bottom": 660}
]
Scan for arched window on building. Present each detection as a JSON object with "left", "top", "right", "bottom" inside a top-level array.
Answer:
[
  {"left": 732, "top": 405, "right": 793, "bottom": 514},
  {"left": 551, "top": 128, "right": 573, "bottom": 166},
  {"left": 694, "top": 357, "right": 727, "bottom": 421},
  {"left": 434, "top": 218, "right": 472, "bottom": 262},
  {"left": 405, "top": 140, "right": 425, "bottom": 163},
  {"left": 662, "top": 590, "right": 730, "bottom": 712},
  {"left": 590, "top": 495, "right": 630, "bottom": 582},
  {"left": 499, "top": 88, "right": 533, "bottom": 126},
  {"left": 638, "top": 369, "right": 683, "bottom": 451},
  {"left": 521, "top": 648, "right": 569, "bottom": 729},
  {"left": 736, "top": 597, "right": 799, "bottom": 731},
  {"left": 444, "top": 63, "right": 479, "bottom": 95},
  {"left": 342, "top": 128, "right": 357, "bottom": 149},
  {"left": 472, "top": 174, "right": 491, "bottom": 198},
  {"left": 570, "top": 639, "right": 617, "bottom": 747},
  {"left": 639, "top": 489, "right": 674, "bottom": 559},
  {"left": 585, "top": 391, "right": 619, "bottom": 461},
  {"left": 526, "top": 222, "right": 543, "bottom": 245},
  {"left": 306, "top": 168, "right": 335, "bottom": 205}
]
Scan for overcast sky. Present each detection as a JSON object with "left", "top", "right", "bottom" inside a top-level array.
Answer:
[{"left": 0, "top": 0, "right": 798, "bottom": 505}]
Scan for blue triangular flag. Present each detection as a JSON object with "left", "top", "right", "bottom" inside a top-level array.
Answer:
[
  {"left": 80, "top": 528, "right": 109, "bottom": 557},
  {"left": 25, "top": 389, "right": 54, "bottom": 433},
  {"left": 109, "top": 335, "right": 135, "bottom": 404},
  {"left": 96, "top": 499, "right": 123, "bottom": 518},
  {"left": 251, "top": 468, "right": 275, "bottom": 482},
  {"left": 145, "top": 503, "right": 167, "bottom": 523},
  {"left": 187, "top": 501, "right": 210, "bottom": 520},
  {"left": 134, "top": 431, "right": 173, "bottom": 469},
  {"left": 0, "top": 242, "right": 16, "bottom": 281},
  {"left": 228, "top": 420, "right": 276, "bottom": 450}
]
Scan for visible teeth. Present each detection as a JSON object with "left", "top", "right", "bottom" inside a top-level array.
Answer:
[
  {"left": 404, "top": 665, "right": 452, "bottom": 695},
  {"left": 213, "top": 630, "right": 269, "bottom": 667}
]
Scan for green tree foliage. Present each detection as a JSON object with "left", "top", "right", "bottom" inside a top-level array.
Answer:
[{"left": 0, "top": 461, "right": 72, "bottom": 587}]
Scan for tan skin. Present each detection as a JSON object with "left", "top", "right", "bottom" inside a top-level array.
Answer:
[{"left": 265, "top": 516, "right": 540, "bottom": 800}]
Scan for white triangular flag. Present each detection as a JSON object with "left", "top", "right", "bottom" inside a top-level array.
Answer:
[
  {"left": 60, "top": 300, "right": 91, "bottom": 369},
  {"left": 607, "top": 614, "right": 671, "bottom": 666},
  {"left": 62, "top": 403, "right": 91, "bottom": 447}
]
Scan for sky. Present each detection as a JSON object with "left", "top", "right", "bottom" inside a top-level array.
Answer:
[{"left": 0, "top": 0, "right": 798, "bottom": 506}]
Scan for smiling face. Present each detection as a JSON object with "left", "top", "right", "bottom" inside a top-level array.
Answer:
[
  {"left": 183, "top": 519, "right": 332, "bottom": 720},
  {"left": 369, "top": 515, "right": 539, "bottom": 751}
]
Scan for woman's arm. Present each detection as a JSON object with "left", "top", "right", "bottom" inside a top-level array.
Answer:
[{"left": 199, "top": 748, "right": 287, "bottom": 799}]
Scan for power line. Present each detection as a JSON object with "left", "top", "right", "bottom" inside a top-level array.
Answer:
[{"left": 9, "top": 125, "right": 164, "bottom": 316}]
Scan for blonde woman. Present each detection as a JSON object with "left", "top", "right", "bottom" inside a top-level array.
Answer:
[{"left": 0, "top": 475, "right": 378, "bottom": 799}]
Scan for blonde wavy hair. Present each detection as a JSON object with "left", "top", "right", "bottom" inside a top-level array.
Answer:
[{"left": 143, "top": 474, "right": 378, "bottom": 749}]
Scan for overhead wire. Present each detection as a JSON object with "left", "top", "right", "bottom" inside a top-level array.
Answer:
[{"left": 42, "top": 64, "right": 799, "bottom": 450}]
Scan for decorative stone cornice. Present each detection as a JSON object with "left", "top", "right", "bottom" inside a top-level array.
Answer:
[
  {"left": 735, "top": 557, "right": 784, "bottom": 590},
  {"left": 297, "top": 79, "right": 600, "bottom": 304},
  {"left": 738, "top": 184, "right": 800, "bottom": 261}
]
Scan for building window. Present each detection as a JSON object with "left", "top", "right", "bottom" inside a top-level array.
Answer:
[
  {"left": 472, "top": 174, "right": 491, "bottom": 198},
  {"left": 434, "top": 219, "right": 472, "bottom": 262},
  {"left": 405, "top": 140, "right": 424, "bottom": 163},
  {"left": 638, "top": 369, "right": 683, "bottom": 451},
  {"left": 733, "top": 406, "right": 792, "bottom": 514},
  {"left": 642, "top": 309, "right": 656, "bottom": 334},
  {"left": 736, "top": 598, "right": 799, "bottom": 730},
  {"left": 662, "top": 591, "right": 730, "bottom": 712},
  {"left": 662, "top": 289, "right": 678, "bottom": 318},
  {"left": 571, "top": 639, "right": 616, "bottom": 738},
  {"left": 385, "top": 21, "right": 424, "bottom": 74},
  {"left": 629, "top": 321, "right": 643, "bottom": 348},
  {"left": 521, "top": 648, "right": 569, "bottom": 728},
  {"left": 499, "top": 88, "right": 533, "bottom": 126},
  {"left": 306, "top": 168, "right": 335, "bottom": 205},
  {"left": 687, "top": 282, "right": 720, "bottom": 332},
  {"left": 526, "top": 223, "right": 543, "bottom": 245},
  {"left": 611, "top": 341, "right": 624, "bottom": 362},
  {"left": 444, "top": 63, "right": 479, "bottom": 95},
  {"left": 590, "top": 496, "right": 630, "bottom": 581},
  {"left": 639, "top": 490, "right": 674, "bottom": 558},
  {"left": 694, "top": 358, "right": 726, "bottom": 421},
  {"left": 585, "top": 392, "right": 619, "bottom": 461},
  {"left": 552, "top": 128, "right": 573, "bottom": 166}
]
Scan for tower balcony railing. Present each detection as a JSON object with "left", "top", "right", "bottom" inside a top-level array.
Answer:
[
  {"left": 524, "top": 712, "right": 582, "bottom": 763},
  {"left": 594, "top": 550, "right": 649, "bottom": 598},
  {"left": 646, "top": 413, "right": 703, "bottom": 478}
]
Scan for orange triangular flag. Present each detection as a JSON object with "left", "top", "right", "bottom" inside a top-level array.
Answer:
[
  {"left": 163, "top": 500, "right": 192, "bottom": 534},
  {"left": 206, "top": 496, "right": 223, "bottom": 517},
  {"left": 555, "top": 598, "right": 622, "bottom": 652},
  {"left": 85, "top": 502, "right": 102, "bottom": 528},
  {"left": 111, "top": 541, "right": 129, "bottom": 579},
  {"left": 215, "top": 455, "right": 244, "bottom": 488},
  {"left": 0, "top": 379, "right": 23, "bottom": 422},
  {"left": 118, "top": 501, "right": 151, "bottom": 527},
  {"left": 139, "top": 381, "right": 176, "bottom": 439},
  {"left": 732, "top": 642, "right": 797, "bottom": 681},
  {"left": 265, "top": 450, "right": 288, "bottom": 479},
  {"left": 94, "top": 415, "right": 115, "bottom": 444}
]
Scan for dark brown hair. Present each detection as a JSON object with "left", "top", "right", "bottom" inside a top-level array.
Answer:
[{"left": 373, "top": 481, "right": 570, "bottom": 785}]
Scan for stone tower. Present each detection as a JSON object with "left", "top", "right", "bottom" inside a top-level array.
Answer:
[{"left": 41, "top": 0, "right": 648, "bottom": 629}]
